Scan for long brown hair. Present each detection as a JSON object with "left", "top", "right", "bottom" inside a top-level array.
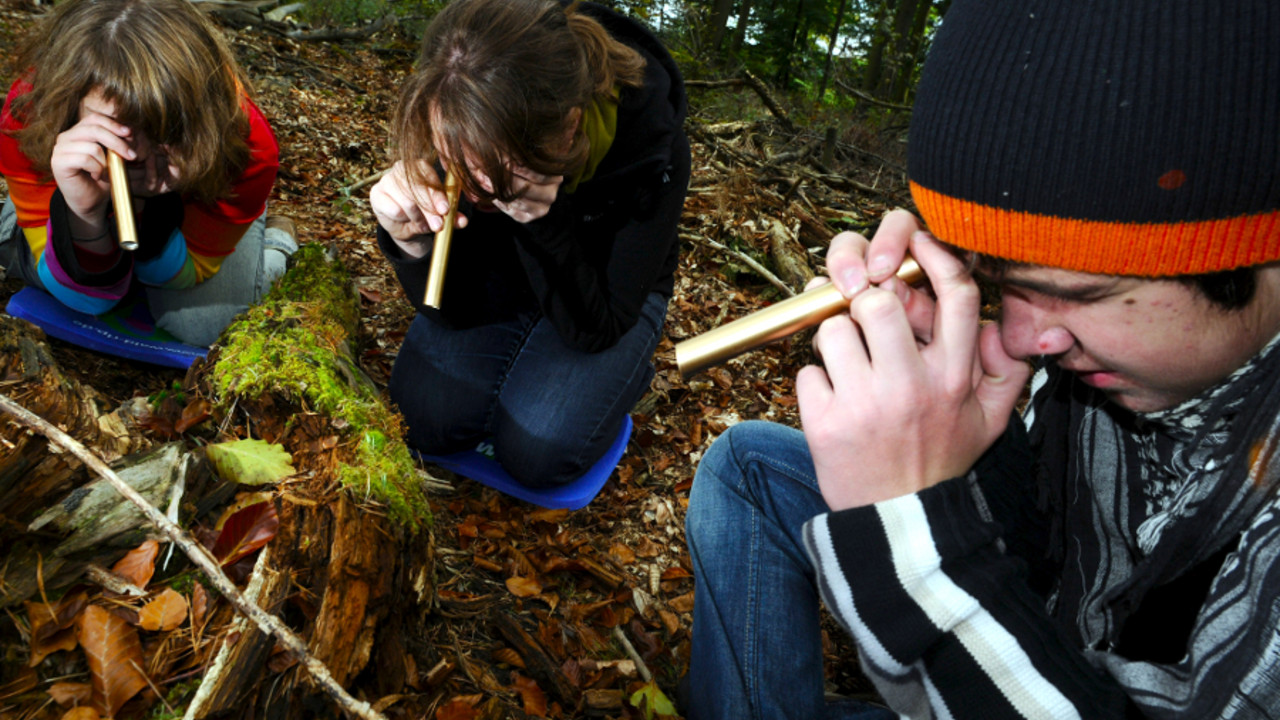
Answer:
[
  {"left": 393, "top": 0, "right": 646, "bottom": 204},
  {"left": 9, "top": 0, "right": 251, "bottom": 204}
]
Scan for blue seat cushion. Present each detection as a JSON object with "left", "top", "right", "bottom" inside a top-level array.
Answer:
[
  {"left": 413, "top": 415, "right": 632, "bottom": 510},
  {"left": 5, "top": 286, "right": 207, "bottom": 369}
]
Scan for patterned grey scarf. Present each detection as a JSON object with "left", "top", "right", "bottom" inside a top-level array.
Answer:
[{"left": 1026, "top": 333, "right": 1280, "bottom": 645}]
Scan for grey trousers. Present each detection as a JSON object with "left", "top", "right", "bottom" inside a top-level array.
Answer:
[{"left": 0, "top": 197, "right": 295, "bottom": 346}]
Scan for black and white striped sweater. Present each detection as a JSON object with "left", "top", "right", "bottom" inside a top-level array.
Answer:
[{"left": 804, "top": 346, "right": 1280, "bottom": 719}]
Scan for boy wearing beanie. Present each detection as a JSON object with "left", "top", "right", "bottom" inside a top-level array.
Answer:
[{"left": 685, "top": 1, "right": 1280, "bottom": 718}]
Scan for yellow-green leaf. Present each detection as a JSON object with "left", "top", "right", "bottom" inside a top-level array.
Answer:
[
  {"left": 206, "top": 439, "right": 295, "bottom": 486},
  {"left": 629, "top": 680, "right": 678, "bottom": 720}
]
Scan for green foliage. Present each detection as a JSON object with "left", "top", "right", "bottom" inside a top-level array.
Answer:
[
  {"left": 211, "top": 244, "right": 431, "bottom": 531},
  {"left": 206, "top": 439, "right": 297, "bottom": 486}
]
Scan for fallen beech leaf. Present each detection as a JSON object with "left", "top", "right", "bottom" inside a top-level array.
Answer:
[
  {"left": 27, "top": 590, "right": 88, "bottom": 666},
  {"left": 660, "top": 566, "right": 692, "bottom": 581},
  {"left": 192, "top": 584, "right": 209, "bottom": 629},
  {"left": 668, "top": 591, "right": 696, "bottom": 613},
  {"left": 111, "top": 540, "right": 160, "bottom": 588},
  {"left": 59, "top": 707, "right": 100, "bottom": 720},
  {"left": 491, "top": 647, "right": 525, "bottom": 668},
  {"left": 206, "top": 438, "right": 296, "bottom": 486},
  {"left": 506, "top": 576, "right": 542, "bottom": 598},
  {"left": 633, "top": 537, "right": 663, "bottom": 559},
  {"left": 47, "top": 680, "right": 92, "bottom": 706},
  {"left": 435, "top": 695, "right": 481, "bottom": 720},
  {"left": 175, "top": 397, "right": 212, "bottom": 434},
  {"left": 512, "top": 672, "right": 548, "bottom": 717},
  {"left": 609, "top": 543, "right": 637, "bottom": 565},
  {"left": 137, "top": 589, "right": 188, "bottom": 631},
  {"left": 212, "top": 501, "right": 279, "bottom": 566},
  {"left": 76, "top": 605, "right": 148, "bottom": 716},
  {"left": 526, "top": 508, "right": 570, "bottom": 524}
]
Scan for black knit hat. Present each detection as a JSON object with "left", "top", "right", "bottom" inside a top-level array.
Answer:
[{"left": 908, "top": 0, "right": 1280, "bottom": 276}]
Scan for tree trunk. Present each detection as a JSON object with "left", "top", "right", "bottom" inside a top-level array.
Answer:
[
  {"left": 862, "top": 0, "right": 892, "bottom": 96},
  {"left": 816, "top": 0, "right": 849, "bottom": 102}
]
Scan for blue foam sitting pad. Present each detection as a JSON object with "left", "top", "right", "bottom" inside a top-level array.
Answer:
[
  {"left": 4, "top": 286, "right": 207, "bottom": 369},
  {"left": 413, "top": 415, "right": 632, "bottom": 510}
]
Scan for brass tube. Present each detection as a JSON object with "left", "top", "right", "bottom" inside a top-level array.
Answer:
[
  {"left": 675, "top": 255, "right": 924, "bottom": 378},
  {"left": 106, "top": 150, "right": 138, "bottom": 251},
  {"left": 423, "top": 172, "right": 461, "bottom": 309}
]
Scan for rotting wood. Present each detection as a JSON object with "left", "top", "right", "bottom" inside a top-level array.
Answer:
[
  {"left": 491, "top": 612, "right": 579, "bottom": 708},
  {"left": 764, "top": 216, "right": 815, "bottom": 291}
]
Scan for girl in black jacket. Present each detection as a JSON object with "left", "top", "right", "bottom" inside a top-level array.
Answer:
[{"left": 371, "top": 0, "right": 690, "bottom": 486}]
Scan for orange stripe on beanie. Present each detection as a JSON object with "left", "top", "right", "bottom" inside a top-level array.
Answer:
[{"left": 908, "top": 0, "right": 1280, "bottom": 277}]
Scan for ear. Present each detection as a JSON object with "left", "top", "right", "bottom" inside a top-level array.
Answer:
[{"left": 562, "top": 106, "right": 584, "bottom": 147}]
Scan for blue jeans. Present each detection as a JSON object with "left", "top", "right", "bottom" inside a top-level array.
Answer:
[
  {"left": 389, "top": 292, "right": 666, "bottom": 487},
  {"left": 0, "top": 197, "right": 295, "bottom": 346},
  {"left": 686, "top": 420, "right": 895, "bottom": 720}
]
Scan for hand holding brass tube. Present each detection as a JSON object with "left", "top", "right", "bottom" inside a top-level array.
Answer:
[
  {"left": 423, "top": 171, "right": 461, "bottom": 309},
  {"left": 105, "top": 150, "right": 138, "bottom": 251},
  {"left": 675, "top": 255, "right": 924, "bottom": 378}
]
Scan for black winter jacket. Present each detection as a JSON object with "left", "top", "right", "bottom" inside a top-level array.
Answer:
[{"left": 377, "top": 3, "right": 690, "bottom": 353}]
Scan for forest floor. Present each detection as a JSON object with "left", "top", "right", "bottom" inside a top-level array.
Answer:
[{"left": 0, "top": 2, "right": 914, "bottom": 717}]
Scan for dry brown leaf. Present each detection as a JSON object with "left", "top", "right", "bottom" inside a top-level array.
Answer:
[
  {"left": 110, "top": 540, "right": 160, "bottom": 589},
  {"left": 512, "top": 672, "right": 548, "bottom": 717},
  {"left": 191, "top": 584, "right": 209, "bottom": 629},
  {"left": 137, "top": 588, "right": 189, "bottom": 632},
  {"left": 608, "top": 543, "right": 637, "bottom": 565},
  {"left": 526, "top": 508, "right": 570, "bottom": 524},
  {"left": 27, "top": 590, "right": 88, "bottom": 666},
  {"left": 505, "top": 576, "right": 542, "bottom": 598},
  {"left": 633, "top": 537, "right": 664, "bottom": 559},
  {"left": 668, "top": 591, "right": 696, "bottom": 614},
  {"left": 175, "top": 397, "right": 212, "bottom": 433},
  {"left": 491, "top": 647, "right": 526, "bottom": 668},
  {"left": 76, "top": 604, "right": 149, "bottom": 717},
  {"left": 59, "top": 708, "right": 101, "bottom": 720},
  {"left": 48, "top": 680, "right": 93, "bottom": 707},
  {"left": 436, "top": 694, "right": 482, "bottom": 720}
]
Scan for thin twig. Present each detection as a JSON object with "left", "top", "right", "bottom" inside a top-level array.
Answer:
[
  {"left": 680, "top": 232, "right": 796, "bottom": 297},
  {"left": 341, "top": 168, "right": 388, "bottom": 196},
  {"left": 0, "top": 391, "right": 387, "bottom": 720},
  {"left": 611, "top": 626, "right": 652, "bottom": 683}
]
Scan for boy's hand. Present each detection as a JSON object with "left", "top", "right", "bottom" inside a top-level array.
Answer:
[{"left": 797, "top": 223, "right": 1031, "bottom": 511}]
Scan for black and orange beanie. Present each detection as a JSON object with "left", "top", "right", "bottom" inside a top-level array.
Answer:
[{"left": 908, "top": 0, "right": 1280, "bottom": 277}]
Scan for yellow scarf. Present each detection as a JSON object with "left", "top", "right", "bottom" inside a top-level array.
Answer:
[{"left": 564, "top": 88, "right": 618, "bottom": 193}]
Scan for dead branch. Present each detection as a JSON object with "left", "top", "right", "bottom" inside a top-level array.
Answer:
[
  {"left": 834, "top": 78, "right": 914, "bottom": 112},
  {"left": 286, "top": 14, "right": 393, "bottom": 42},
  {"left": 0, "top": 392, "right": 388, "bottom": 720},
  {"left": 681, "top": 232, "right": 796, "bottom": 297}
]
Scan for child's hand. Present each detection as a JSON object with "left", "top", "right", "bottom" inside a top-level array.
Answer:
[
  {"left": 370, "top": 161, "right": 468, "bottom": 257},
  {"left": 50, "top": 108, "right": 136, "bottom": 242}
]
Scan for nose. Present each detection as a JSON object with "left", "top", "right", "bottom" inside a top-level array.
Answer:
[{"left": 999, "top": 294, "right": 1075, "bottom": 359}]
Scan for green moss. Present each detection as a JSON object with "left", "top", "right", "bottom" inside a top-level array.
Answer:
[{"left": 211, "top": 245, "right": 430, "bottom": 531}]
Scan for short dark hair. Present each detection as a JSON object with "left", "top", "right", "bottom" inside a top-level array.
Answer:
[{"left": 957, "top": 248, "right": 1259, "bottom": 312}]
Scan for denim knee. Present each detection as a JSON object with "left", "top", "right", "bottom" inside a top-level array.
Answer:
[{"left": 492, "top": 413, "right": 625, "bottom": 487}]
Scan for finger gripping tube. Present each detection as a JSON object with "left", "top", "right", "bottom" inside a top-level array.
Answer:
[
  {"left": 106, "top": 150, "right": 138, "bottom": 252},
  {"left": 675, "top": 255, "right": 924, "bottom": 378},
  {"left": 423, "top": 171, "right": 461, "bottom": 309}
]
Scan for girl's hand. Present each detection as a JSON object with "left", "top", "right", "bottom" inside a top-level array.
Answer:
[
  {"left": 489, "top": 167, "right": 563, "bottom": 223},
  {"left": 50, "top": 109, "right": 136, "bottom": 241},
  {"left": 370, "top": 161, "right": 469, "bottom": 257}
]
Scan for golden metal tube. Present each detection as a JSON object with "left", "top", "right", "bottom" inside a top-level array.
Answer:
[
  {"left": 675, "top": 255, "right": 924, "bottom": 378},
  {"left": 423, "top": 172, "right": 461, "bottom": 309},
  {"left": 106, "top": 150, "right": 138, "bottom": 251}
]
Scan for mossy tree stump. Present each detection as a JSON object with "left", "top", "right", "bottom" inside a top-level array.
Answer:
[{"left": 189, "top": 244, "right": 435, "bottom": 718}]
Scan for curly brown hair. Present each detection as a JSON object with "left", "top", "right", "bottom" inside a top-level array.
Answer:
[{"left": 7, "top": 0, "right": 251, "bottom": 204}]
